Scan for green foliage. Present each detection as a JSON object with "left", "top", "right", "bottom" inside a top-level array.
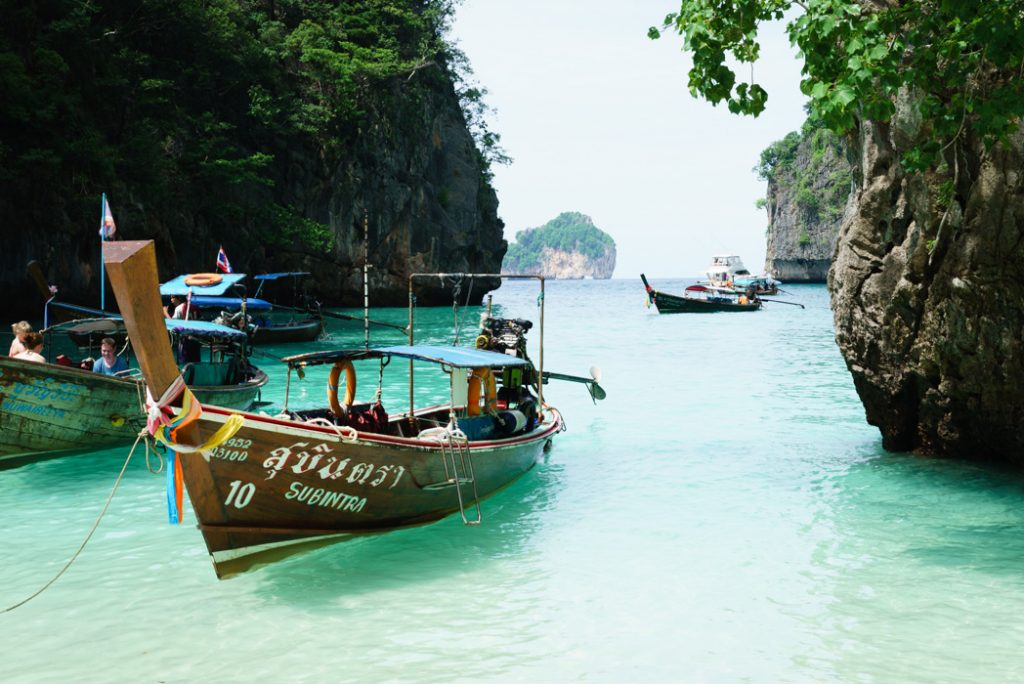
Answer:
[
  {"left": 504, "top": 212, "right": 615, "bottom": 273},
  {"left": 798, "top": 229, "right": 811, "bottom": 247},
  {"left": 0, "top": 0, "right": 488, "bottom": 255},
  {"left": 653, "top": 1, "right": 1024, "bottom": 170},
  {"left": 757, "top": 117, "right": 851, "bottom": 227}
]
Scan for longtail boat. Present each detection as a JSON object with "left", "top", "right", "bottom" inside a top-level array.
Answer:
[
  {"left": 641, "top": 274, "right": 762, "bottom": 313},
  {"left": 160, "top": 273, "right": 323, "bottom": 344},
  {"left": 0, "top": 317, "right": 268, "bottom": 469},
  {"left": 103, "top": 241, "right": 602, "bottom": 578}
]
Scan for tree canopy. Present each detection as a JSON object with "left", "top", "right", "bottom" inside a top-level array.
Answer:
[
  {"left": 0, "top": 0, "right": 505, "bottom": 251},
  {"left": 650, "top": 1, "right": 1024, "bottom": 170}
]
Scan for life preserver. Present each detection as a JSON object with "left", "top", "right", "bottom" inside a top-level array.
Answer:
[
  {"left": 466, "top": 368, "right": 497, "bottom": 416},
  {"left": 328, "top": 360, "right": 356, "bottom": 417},
  {"left": 184, "top": 273, "right": 223, "bottom": 287}
]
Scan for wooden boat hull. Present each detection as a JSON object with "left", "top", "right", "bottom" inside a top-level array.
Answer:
[
  {"left": 0, "top": 356, "right": 145, "bottom": 466},
  {"left": 250, "top": 318, "right": 322, "bottom": 345},
  {"left": 0, "top": 357, "right": 268, "bottom": 467},
  {"left": 177, "top": 405, "right": 563, "bottom": 577},
  {"left": 649, "top": 291, "right": 761, "bottom": 313}
]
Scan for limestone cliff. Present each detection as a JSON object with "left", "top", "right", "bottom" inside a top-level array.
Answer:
[
  {"left": 502, "top": 212, "right": 616, "bottom": 279},
  {"left": 829, "top": 92, "right": 1024, "bottom": 460},
  {"left": 760, "top": 121, "right": 855, "bottom": 282},
  {"left": 0, "top": 4, "right": 503, "bottom": 317}
]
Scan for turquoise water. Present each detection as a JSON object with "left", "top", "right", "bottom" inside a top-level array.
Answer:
[{"left": 4, "top": 279, "right": 1024, "bottom": 682}]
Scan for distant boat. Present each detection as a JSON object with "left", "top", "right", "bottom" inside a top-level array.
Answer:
[
  {"left": 640, "top": 274, "right": 761, "bottom": 313},
  {"left": 0, "top": 316, "right": 268, "bottom": 469},
  {"left": 704, "top": 254, "right": 780, "bottom": 295}
]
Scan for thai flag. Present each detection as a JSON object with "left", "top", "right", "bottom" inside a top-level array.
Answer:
[
  {"left": 216, "top": 246, "right": 233, "bottom": 273},
  {"left": 99, "top": 196, "right": 116, "bottom": 239}
]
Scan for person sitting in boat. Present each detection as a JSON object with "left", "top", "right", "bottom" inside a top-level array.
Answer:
[
  {"left": 13, "top": 331, "right": 45, "bottom": 363},
  {"left": 8, "top": 320, "right": 32, "bottom": 357},
  {"left": 92, "top": 337, "right": 129, "bottom": 376},
  {"left": 165, "top": 295, "right": 187, "bottom": 319}
]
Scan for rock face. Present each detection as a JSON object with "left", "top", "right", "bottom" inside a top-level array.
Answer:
[
  {"left": 0, "top": 73, "right": 503, "bottom": 316},
  {"left": 829, "top": 99, "right": 1024, "bottom": 459},
  {"left": 762, "top": 125, "right": 855, "bottom": 282},
  {"left": 528, "top": 246, "right": 616, "bottom": 280}
]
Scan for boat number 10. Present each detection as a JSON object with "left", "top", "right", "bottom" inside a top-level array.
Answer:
[{"left": 225, "top": 480, "right": 256, "bottom": 508}]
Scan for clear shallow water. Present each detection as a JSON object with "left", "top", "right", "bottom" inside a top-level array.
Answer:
[{"left": 4, "top": 279, "right": 1024, "bottom": 682}]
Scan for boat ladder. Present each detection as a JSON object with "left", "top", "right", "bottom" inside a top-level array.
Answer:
[{"left": 437, "top": 429, "right": 481, "bottom": 525}]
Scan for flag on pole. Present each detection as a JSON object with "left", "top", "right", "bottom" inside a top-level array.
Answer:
[
  {"left": 99, "top": 196, "right": 116, "bottom": 239},
  {"left": 216, "top": 246, "right": 233, "bottom": 273}
]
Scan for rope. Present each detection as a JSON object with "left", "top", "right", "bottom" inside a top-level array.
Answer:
[
  {"left": 301, "top": 417, "right": 359, "bottom": 442},
  {"left": 2, "top": 430, "right": 147, "bottom": 613},
  {"left": 144, "top": 378, "right": 244, "bottom": 453}
]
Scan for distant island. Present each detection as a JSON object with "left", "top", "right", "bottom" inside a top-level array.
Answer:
[{"left": 502, "top": 212, "right": 616, "bottom": 279}]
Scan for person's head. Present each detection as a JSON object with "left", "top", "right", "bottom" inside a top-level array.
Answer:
[
  {"left": 170, "top": 295, "right": 182, "bottom": 305},
  {"left": 11, "top": 320, "right": 32, "bottom": 342},
  {"left": 100, "top": 337, "right": 117, "bottom": 358},
  {"left": 22, "top": 331, "right": 42, "bottom": 352}
]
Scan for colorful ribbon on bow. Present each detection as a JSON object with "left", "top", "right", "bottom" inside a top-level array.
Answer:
[{"left": 145, "top": 376, "right": 245, "bottom": 524}]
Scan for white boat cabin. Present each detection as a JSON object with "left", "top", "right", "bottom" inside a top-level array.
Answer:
[{"left": 705, "top": 255, "right": 751, "bottom": 286}]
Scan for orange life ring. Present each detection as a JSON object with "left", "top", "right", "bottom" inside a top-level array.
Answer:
[
  {"left": 184, "top": 273, "right": 223, "bottom": 287},
  {"left": 328, "top": 360, "right": 357, "bottom": 417},
  {"left": 466, "top": 368, "right": 497, "bottom": 417}
]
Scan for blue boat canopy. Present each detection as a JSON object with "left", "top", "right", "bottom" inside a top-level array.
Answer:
[
  {"left": 160, "top": 273, "right": 247, "bottom": 296},
  {"left": 253, "top": 272, "right": 311, "bottom": 281},
  {"left": 46, "top": 316, "right": 247, "bottom": 340},
  {"left": 165, "top": 318, "right": 248, "bottom": 339},
  {"left": 186, "top": 296, "right": 273, "bottom": 311},
  {"left": 284, "top": 345, "right": 532, "bottom": 370}
]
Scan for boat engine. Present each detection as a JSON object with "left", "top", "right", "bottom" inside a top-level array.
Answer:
[{"left": 475, "top": 316, "right": 533, "bottom": 359}]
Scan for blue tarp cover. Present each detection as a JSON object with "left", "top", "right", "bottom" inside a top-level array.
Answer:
[
  {"left": 47, "top": 316, "right": 246, "bottom": 339},
  {"left": 186, "top": 296, "right": 272, "bottom": 311},
  {"left": 285, "top": 345, "right": 531, "bottom": 369},
  {"left": 253, "top": 272, "right": 311, "bottom": 281},
  {"left": 160, "top": 273, "right": 247, "bottom": 296}
]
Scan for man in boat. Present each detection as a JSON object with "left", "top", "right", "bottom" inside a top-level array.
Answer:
[{"left": 92, "top": 337, "right": 129, "bottom": 376}]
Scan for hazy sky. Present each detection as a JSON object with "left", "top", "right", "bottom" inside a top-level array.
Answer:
[{"left": 451, "top": 1, "right": 809, "bottom": 279}]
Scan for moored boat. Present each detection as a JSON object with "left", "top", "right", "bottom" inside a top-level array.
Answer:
[
  {"left": 0, "top": 316, "right": 268, "bottom": 469},
  {"left": 160, "top": 273, "right": 323, "bottom": 344},
  {"left": 641, "top": 274, "right": 761, "bottom": 313},
  {"left": 704, "top": 254, "right": 780, "bottom": 295},
  {"left": 103, "top": 241, "right": 600, "bottom": 578}
]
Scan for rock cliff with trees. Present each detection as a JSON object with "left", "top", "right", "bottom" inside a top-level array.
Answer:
[
  {"left": 757, "top": 119, "right": 854, "bottom": 282},
  {"left": 0, "top": 0, "right": 506, "bottom": 315},
  {"left": 653, "top": 1, "right": 1024, "bottom": 463}
]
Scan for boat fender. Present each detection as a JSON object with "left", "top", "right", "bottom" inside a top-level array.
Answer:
[
  {"left": 495, "top": 409, "right": 527, "bottom": 436},
  {"left": 467, "top": 368, "right": 497, "bottom": 416},
  {"left": 183, "top": 273, "right": 223, "bottom": 287},
  {"left": 328, "top": 360, "right": 356, "bottom": 417}
]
